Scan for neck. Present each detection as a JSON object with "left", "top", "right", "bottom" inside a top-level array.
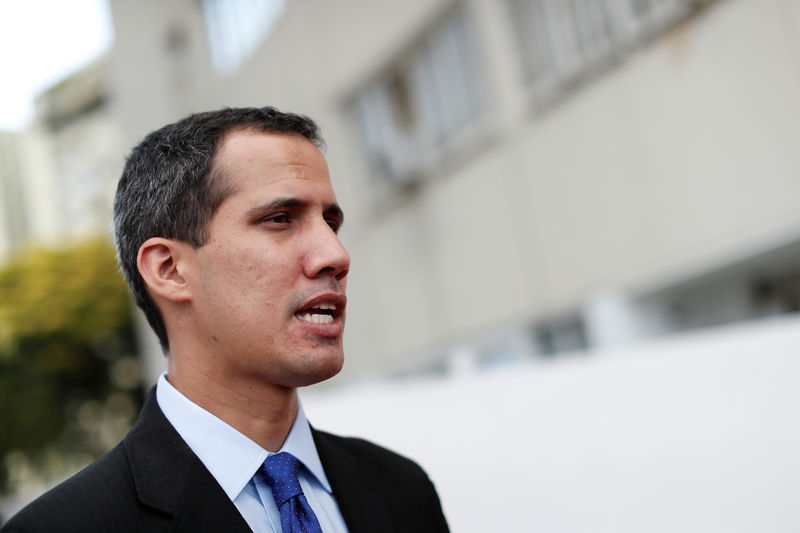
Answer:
[{"left": 166, "top": 357, "right": 298, "bottom": 452}]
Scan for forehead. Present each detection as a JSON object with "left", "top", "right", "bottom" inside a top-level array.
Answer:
[{"left": 212, "top": 129, "right": 334, "bottom": 198}]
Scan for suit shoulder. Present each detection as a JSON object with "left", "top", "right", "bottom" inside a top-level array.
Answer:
[
  {"left": 313, "top": 430, "right": 445, "bottom": 508},
  {"left": 316, "top": 430, "right": 430, "bottom": 479},
  {"left": 1, "top": 443, "right": 138, "bottom": 532},
  {"left": 313, "top": 430, "right": 450, "bottom": 532}
]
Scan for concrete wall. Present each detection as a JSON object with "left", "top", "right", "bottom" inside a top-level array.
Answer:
[{"left": 342, "top": 0, "right": 800, "bottom": 372}]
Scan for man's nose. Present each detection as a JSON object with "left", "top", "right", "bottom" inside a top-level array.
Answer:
[{"left": 303, "top": 221, "right": 350, "bottom": 281}]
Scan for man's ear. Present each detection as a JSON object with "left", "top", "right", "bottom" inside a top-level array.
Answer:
[{"left": 137, "top": 237, "right": 193, "bottom": 303}]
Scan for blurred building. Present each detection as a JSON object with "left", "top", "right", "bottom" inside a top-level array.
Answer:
[
  {"left": 0, "top": 132, "right": 29, "bottom": 261},
  {"left": 105, "top": 0, "right": 800, "bottom": 379},
  {"left": 0, "top": 55, "right": 124, "bottom": 262},
  {"left": 28, "top": 55, "right": 124, "bottom": 242}
]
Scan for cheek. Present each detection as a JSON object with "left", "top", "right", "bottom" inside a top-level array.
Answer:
[
  {"left": 241, "top": 259, "right": 298, "bottom": 315},
  {"left": 243, "top": 248, "right": 297, "bottom": 282},
  {"left": 209, "top": 246, "right": 302, "bottom": 318}
]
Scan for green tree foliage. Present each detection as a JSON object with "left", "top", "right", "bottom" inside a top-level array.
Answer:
[{"left": 0, "top": 239, "right": 141, "bottom": 493}]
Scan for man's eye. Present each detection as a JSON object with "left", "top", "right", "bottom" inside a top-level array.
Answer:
[{"left": 264, "top": 214, "right": 290, "bottom": 224}]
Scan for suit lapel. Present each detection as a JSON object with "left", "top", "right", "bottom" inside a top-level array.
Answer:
[
  {"left": 168, "top": 463, "right": 253, "bottom": 533},
  {"left": 124, "top": 391, "right": 252, "bottom": 532},
  {"left": 313, "top": 428, "right": 394, "bottom": 533}
]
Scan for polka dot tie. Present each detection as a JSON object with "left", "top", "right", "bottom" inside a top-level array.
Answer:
[{"left": 261, "top": 452, "right": 323, "bottom": 533}]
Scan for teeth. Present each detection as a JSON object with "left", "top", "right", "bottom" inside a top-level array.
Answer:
[
  {"left": 317, "top": 303, "right": 336, "bottom": 310},
  {"left": 298, "top": 313, "right": 334, "bottom": 324}
]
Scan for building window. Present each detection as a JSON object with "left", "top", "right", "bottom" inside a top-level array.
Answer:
[
  {"left": 508, "top": 0, "right": 697, "bottom": 92},
  {"left": 202, "top": 0, "right": 285, "bottom": 75},
  {"left": 508, "top": 0, "right": 617, "bottom": 86},
  {"left": 351, "top": 6, "right": 485, "bottom": 183}
]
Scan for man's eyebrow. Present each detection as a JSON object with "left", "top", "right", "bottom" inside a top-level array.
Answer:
[
  {"left": 247, "top": 197, "right": 304, "bottom": 217},
  {"left": 246, "top": 197, "right": 344, "bottom": 223}
]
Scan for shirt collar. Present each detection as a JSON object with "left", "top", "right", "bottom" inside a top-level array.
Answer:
[
  {"left": 155, "top": 373, "right": 332, "bottom": 501},
  {"left": 281, "top": 401, "right": 332, "bottom": 493}
]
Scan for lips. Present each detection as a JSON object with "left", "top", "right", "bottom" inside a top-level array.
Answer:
[
  {"left": 294, "top": 293, "right": 346, "bottom": 336},
  {"left": 296, "top": 302, "right": 337, "bottom": 324}
]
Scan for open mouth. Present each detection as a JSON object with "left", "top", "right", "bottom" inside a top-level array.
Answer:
[{"left": 295, "top": 302, "right": 338, "bottom": 324}]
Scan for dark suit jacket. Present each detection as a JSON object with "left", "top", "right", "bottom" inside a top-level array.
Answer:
[{"left": 2, "top": 391, "right": 449, "bottom": 532}]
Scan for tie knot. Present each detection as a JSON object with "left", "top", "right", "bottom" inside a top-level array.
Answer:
[{"left": 261, "top": 452, "right": 303, "bottom": 505}]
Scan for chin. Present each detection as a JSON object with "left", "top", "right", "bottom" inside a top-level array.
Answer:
[{"left": 287, "top": 350, "right": 344, "bottom": 388}]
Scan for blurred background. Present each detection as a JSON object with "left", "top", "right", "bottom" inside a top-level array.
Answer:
[{"left": 1, "top": 0, "right": 799, "bottom": 530}]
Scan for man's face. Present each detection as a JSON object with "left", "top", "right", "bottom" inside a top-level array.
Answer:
[{"left": 185, "top": 129, "right": 350, "bottom": 388}]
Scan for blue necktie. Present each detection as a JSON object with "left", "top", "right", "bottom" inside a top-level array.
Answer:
[{"left": 261, "top": 452, "right": 323, "bottom": 533}]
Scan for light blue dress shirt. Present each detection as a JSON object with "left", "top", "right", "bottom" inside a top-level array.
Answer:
[{"left": 156, "top": 374, "right": 349, "bottom": 533}]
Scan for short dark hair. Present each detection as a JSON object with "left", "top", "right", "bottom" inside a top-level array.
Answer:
[{"left": 113, "top": 107, "right": 324, "bottom": 351}]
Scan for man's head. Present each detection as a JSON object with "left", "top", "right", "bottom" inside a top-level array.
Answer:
[
  {"left": 113, "top": 108, "right": 349, "bottom": 387},
  {"left": 114, "top": 107, "right": 323, "bottom": 350}
]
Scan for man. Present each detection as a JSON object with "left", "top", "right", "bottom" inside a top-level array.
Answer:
[{"left": 2, "top": 108, "right": 449, "bottom": 532}]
